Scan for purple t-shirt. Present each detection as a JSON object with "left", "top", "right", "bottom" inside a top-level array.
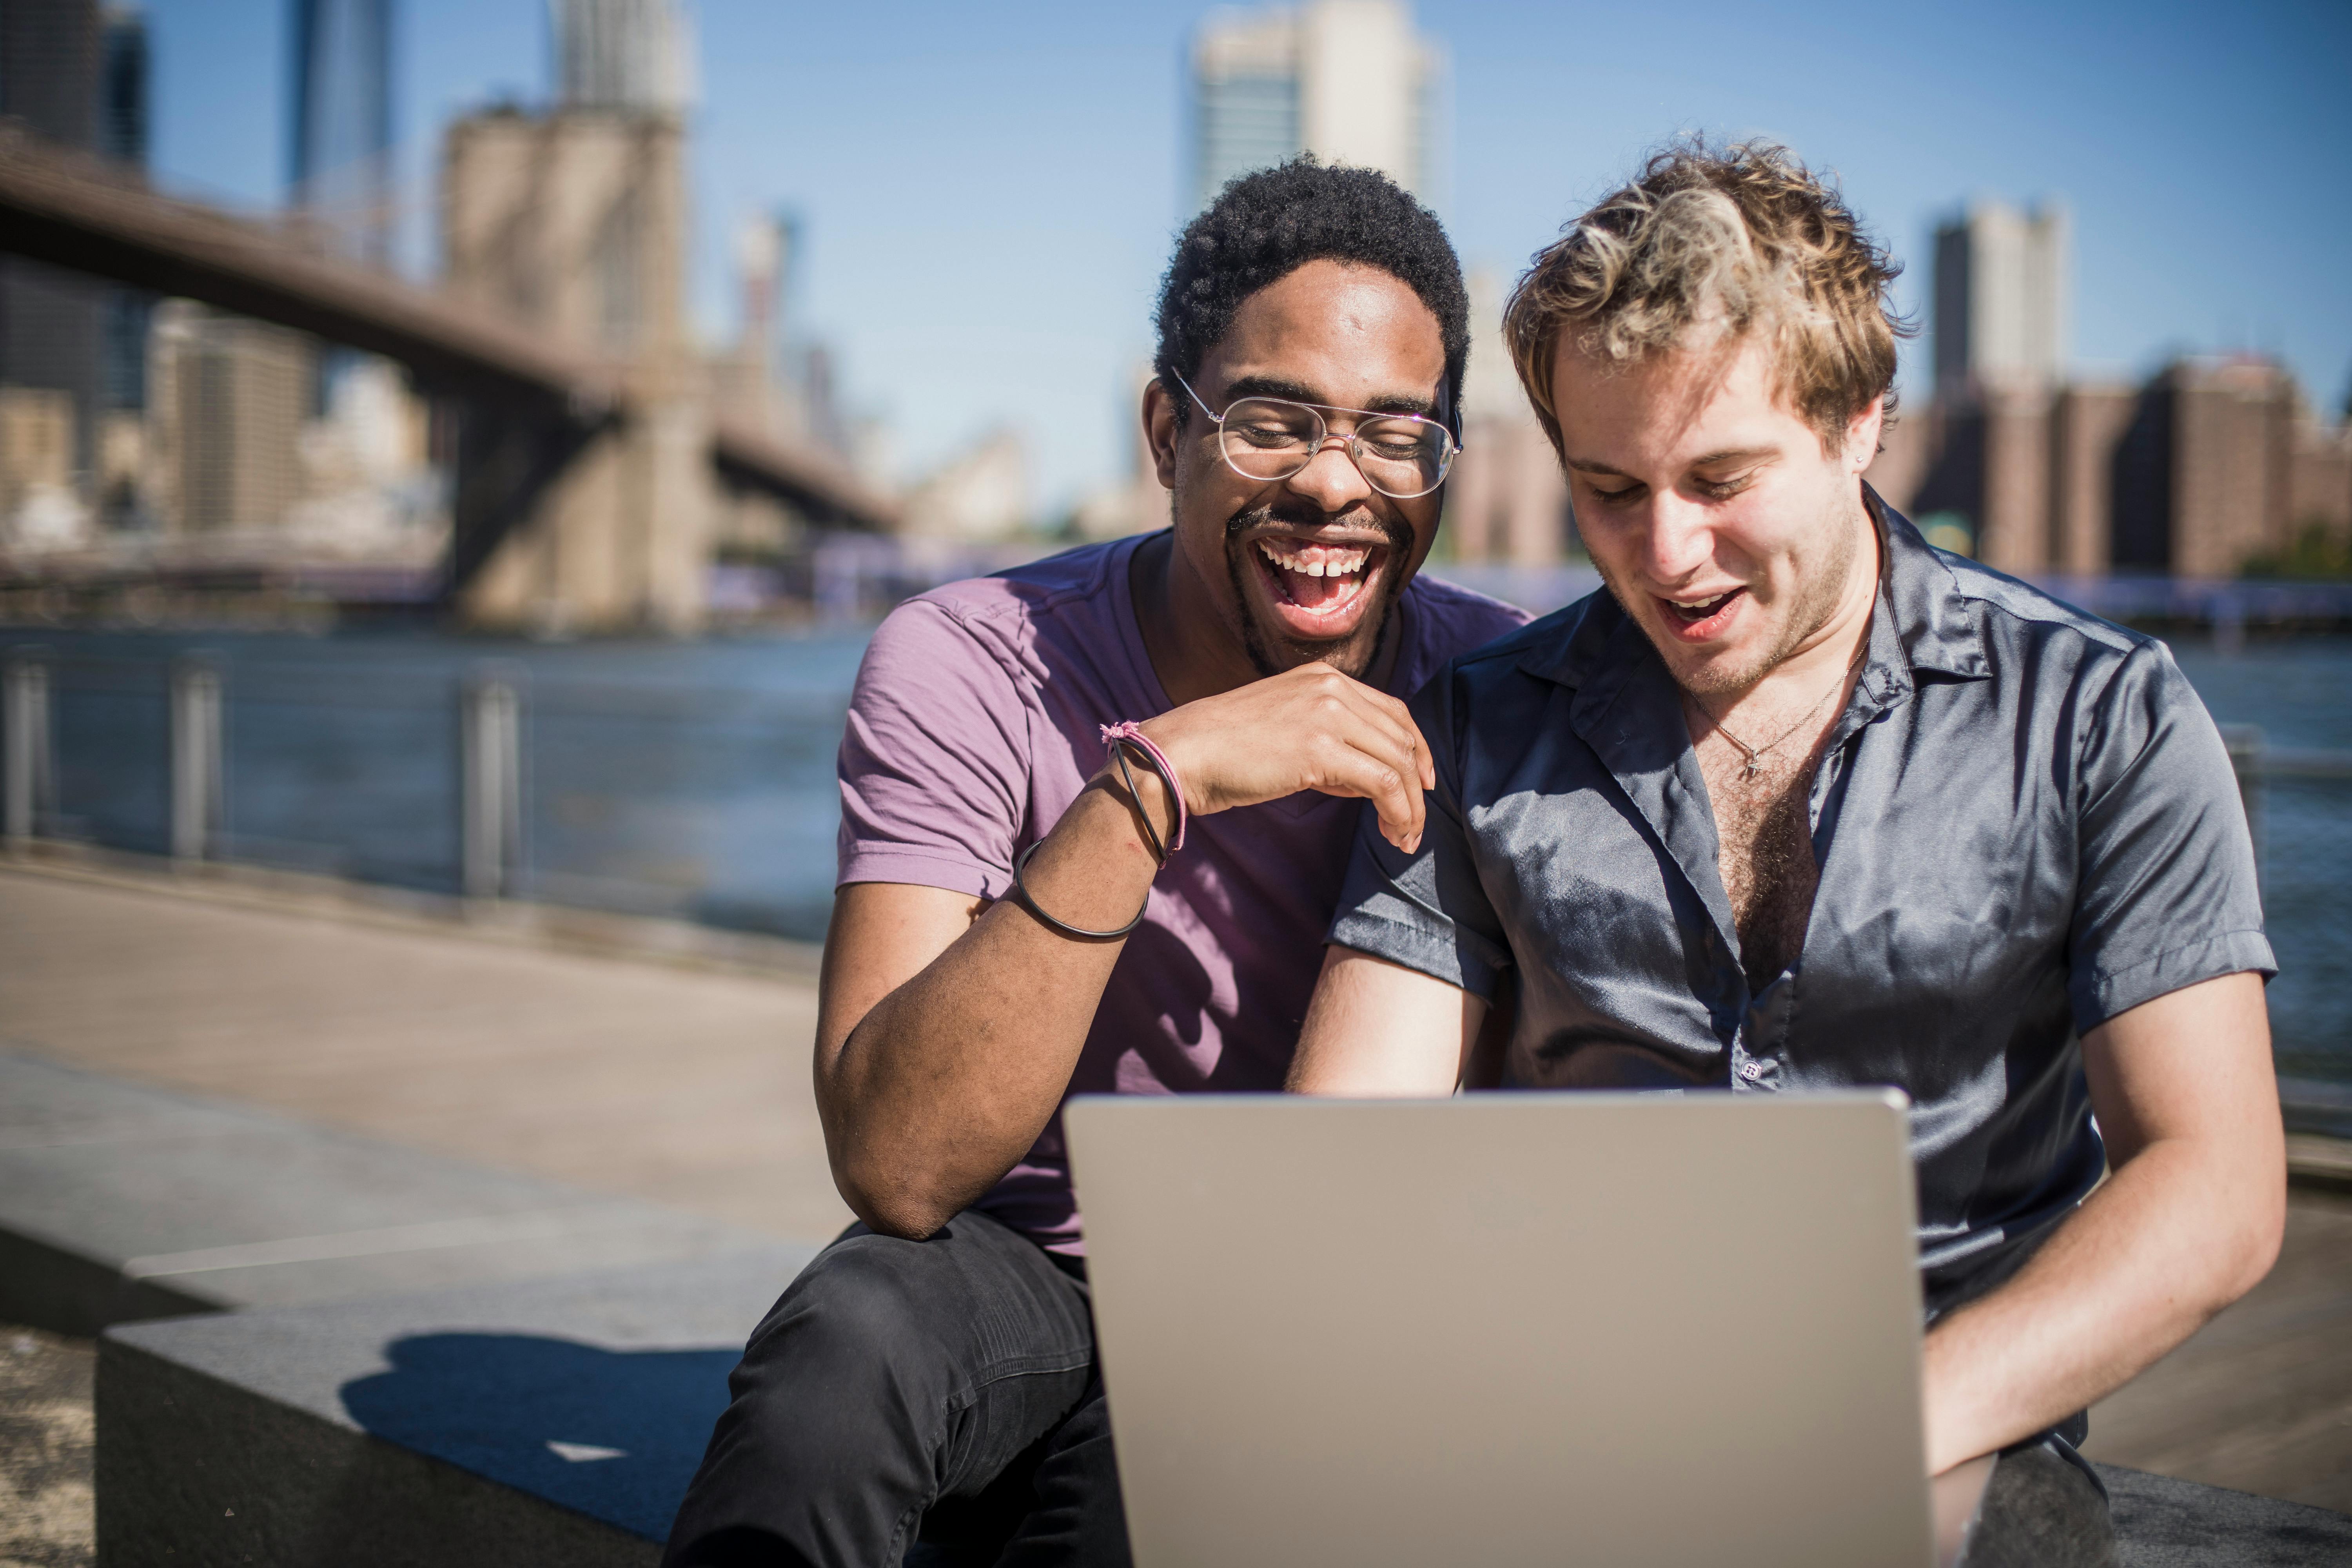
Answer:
[{"left": 837, "top": 532, "right": 1528, "bottom": 1253}]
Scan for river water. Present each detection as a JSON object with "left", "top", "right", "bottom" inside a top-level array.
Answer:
[{"left": 6, "top": 601, "right": 2347, "bottom": 1090}]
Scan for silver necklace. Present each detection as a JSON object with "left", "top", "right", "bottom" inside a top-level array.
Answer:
[{"left": 1690, "top": 646, "right": 1868, "bottom": 781}]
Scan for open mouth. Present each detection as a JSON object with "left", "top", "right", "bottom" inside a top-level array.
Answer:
[
  {"left": 1656, "top": 586, "right": 1746, "bottom": 641},
  {"left": 1252, "top": 536, "right": 1389, "bottom": 632}
]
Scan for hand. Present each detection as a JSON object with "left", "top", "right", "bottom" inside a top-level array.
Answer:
[{"left": 1132, "top": 663, "right": 1436, "bottom": 851}]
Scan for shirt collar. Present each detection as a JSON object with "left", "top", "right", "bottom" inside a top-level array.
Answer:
[{"left": 1517, "top": 485, "right": 1990, "bottom": 695}]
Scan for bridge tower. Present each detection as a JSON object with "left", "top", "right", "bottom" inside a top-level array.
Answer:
[{"left": 441, "top": 104, "right": 711, "bottom": 633}]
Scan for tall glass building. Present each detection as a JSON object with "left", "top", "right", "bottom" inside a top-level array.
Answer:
[
  {"left": 1191, "top": 0, "right": 1440, "bottom": 215},
  {"left": 0, "top": 0, "right": 106, "bottom": 484},
  {"left": 101, "top": 7, "right": 152, "bottom": 414},
  {"left": 290, "top": 0, "right": 394, "bottom": 265}
]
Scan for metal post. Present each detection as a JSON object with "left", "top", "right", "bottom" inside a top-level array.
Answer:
[
  {"left": 2220, "top": 723, "right": 2265, "bottom": 890},
  {"left": 171, "top": 655, "right": 224, "bottom": 864},
  {"left": 4, "top": 649, "right": 55, "bottom": 851},
  {"left": 461, "top": 670, "right": 523, "bottom": 901},
  {"left": 2212, "top": 590, "right": 2247, "bottom": 657}
]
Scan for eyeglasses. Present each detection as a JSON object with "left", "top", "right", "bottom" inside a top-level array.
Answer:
[{"left": 1171, "top": 372, "right": 1458, "bottom": 499}]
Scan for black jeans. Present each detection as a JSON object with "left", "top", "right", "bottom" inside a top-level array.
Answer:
[
  {"left": 663, "top": 1210, "right": 1130, "bottom": 1568},
  {"left": 1962, "top": 1430, "right": 2118, "bottom": 1568}
]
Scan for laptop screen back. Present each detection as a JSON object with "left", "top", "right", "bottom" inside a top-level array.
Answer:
[{"left": 1065, "top": 1090, "right": 1931, "bottom": 1568}]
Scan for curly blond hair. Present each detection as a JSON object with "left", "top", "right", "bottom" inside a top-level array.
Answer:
[{"left": 1504, "top": 139, "right": 1911, "bottom": 450}]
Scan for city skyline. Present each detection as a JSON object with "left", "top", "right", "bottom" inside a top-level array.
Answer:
[{"left": 116, "top": 0, "right": 2352, "bottom": 514}]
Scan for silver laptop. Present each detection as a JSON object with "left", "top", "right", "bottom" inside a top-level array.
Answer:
[{"left": 1065, "top": 1089, "right": 1992, "bottom": 1568}]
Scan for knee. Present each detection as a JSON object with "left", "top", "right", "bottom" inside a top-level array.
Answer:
[{"left": 734, "top": 1232, "right": 962, "bottom": 1408}]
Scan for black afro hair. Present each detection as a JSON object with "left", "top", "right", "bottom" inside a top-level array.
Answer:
[{"left": 1153, "top": 158, "right": 1470, "bottom": 434}]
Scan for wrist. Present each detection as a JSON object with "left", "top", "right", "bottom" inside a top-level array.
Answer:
[
  {"left": 1095, "top": 755, "right": 1177, "bottom": 860},
  {"left": 1103, "top": 721, "right": 1190, "bottom": 853}
]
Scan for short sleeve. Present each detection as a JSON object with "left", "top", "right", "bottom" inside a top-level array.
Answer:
[
  {"left": 2067, "top": 639, "right": 2276, "bottom": 1030},
  {"left": 836, "top": 599, "right": 1033, "bottom": 900},
  {"left": 1325, "top": 664, "right": 1515, "bottom": 1000}
]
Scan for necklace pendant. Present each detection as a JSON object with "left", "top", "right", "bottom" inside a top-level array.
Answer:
[{"left": 1741, "top": 756, "right": 1759, "bottom": 780}]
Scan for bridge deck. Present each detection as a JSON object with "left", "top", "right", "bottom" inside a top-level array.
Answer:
[{"left": 1, "top": 859, "right": 2347, "bottom": 1518}]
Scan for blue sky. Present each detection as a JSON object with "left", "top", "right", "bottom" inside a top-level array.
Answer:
[{"left": 142, "top": 0, "right": 2352, "bottom": 514}]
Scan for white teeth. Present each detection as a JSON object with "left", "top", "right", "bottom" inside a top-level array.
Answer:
[
  {"left": 1257, "top": 540, "right": 1370, "bottom": 579},
  {"left": 1671, "top": 591, "right": 1733, "bottom": 619}
]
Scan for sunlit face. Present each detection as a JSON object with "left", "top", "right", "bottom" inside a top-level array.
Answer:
[
  {"left": 1550, "top": 330, "right": 1882, "bottom": 695},
  {"left": 1162, "top": 260, "right": 1448, "bottom": 679}
]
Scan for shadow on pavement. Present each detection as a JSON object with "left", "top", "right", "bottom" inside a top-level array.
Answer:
[{"left": 340, "top": 1332, "right": 739, "bottom": 1540}]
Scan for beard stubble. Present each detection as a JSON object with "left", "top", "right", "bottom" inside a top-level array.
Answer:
[
  {"left": 1599, "top": 486, "right": 1866, "bottom": 700},
  {"left": 1221, "top": 500, "right": 1414, "bottom": 681}
]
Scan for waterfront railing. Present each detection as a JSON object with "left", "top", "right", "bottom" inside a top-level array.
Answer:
[
  {"left": 3, "top": 640, "right": 2347, "bottom": 1134},
  {"left": 0, "top": 642, "right": 848, "bottom": 941}
]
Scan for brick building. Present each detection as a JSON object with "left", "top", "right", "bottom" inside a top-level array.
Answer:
[
  {"left": 1873, "top": 196, "right": 2351, "bottom": 578},
  {"left": 1878, "top": 356, "right": 2352, "bottom": 579}
]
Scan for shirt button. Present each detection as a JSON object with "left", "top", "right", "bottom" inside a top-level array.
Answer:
[{"left": 1737, "top": 1060, "right": 1765, "bottom": 1082}]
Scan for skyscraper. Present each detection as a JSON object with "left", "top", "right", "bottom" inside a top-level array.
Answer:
[
  {"left": 0, "top": 0, "right": 105, "bottom": 497},
  {"left": 1900, "top": 199, "right": 2074, "bottom": 570},
  {"left": 98, "top": 6, "right": 147, "bottom": 162},
  {"left": 171, "top": 313, "right": 309, "bottom": 533},
  {"left": 1932, "top": 200, "right": 2069, "bottom": 396},
  {"left": 1191, "top": 0, "right": 1440, "bottom": 213},
  {"left": 100, "top": 7, "right": 152, "bottom": 417},
  {"left": 555, "top": 0, "right": 693, "bottom": 114},
  {"left": 290, "top": 0, "right": 394, "bottom": 265}
]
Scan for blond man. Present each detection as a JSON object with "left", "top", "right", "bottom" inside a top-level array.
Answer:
[{"left": 1289, "top": 142, "right": 2283, "bottom": 1565}]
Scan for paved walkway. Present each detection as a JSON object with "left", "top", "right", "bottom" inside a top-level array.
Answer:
[
  {"left": 1, "top": 860, "right": 2347, "bottom": 1514},
  {"left": 0, "top": 862, "right": 851, "bottom": 1245}
]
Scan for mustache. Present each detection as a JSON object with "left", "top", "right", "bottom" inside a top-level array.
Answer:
[{"left": 1223, "top": 501, "right": 1412, "bottom": 560}]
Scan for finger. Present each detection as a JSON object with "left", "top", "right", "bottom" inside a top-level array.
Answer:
[
  {"left": 1408, "top": 711, "right": 1435, "bottom": 792},
  {"left": 1321, "top": 680, "right": 1427, "bottom": 776},
  {"left": 1314, "top": 731, "right": 1425, "bottom": 852},
  {"left": 1294, "top": 684, "right": 1425, "bottom": 819},
  {"left": 1315, "top": 687, "right": 1431, "bottom": 849},
  {"left": 1337, "top": 685, "right": 1435, "bottom": 802}
]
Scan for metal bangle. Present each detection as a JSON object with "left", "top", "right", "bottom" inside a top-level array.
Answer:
[{"left": 1008, "top": 839, "right": 1149, "bottom": 941}]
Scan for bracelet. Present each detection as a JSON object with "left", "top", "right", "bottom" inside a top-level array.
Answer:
[
  {"left": 1008, "top": 840, "right": 1148, "bottom": 941},
  {"left": 1100, "top": 722, "right": 1187, "bottom": 856},
  {"left": 1109, "top": 743, "right": 1167, "bottom": 865}
]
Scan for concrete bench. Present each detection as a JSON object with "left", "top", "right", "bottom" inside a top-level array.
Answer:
[
  {"left": 0, "top": 1048, "right": 781, "bottom": 1337},
  {"left": 98, "top": 1249, "right": 815, "bottom": 1567},
  {"left": 98, "top": 1258, "right": 2352, "bottom": 1568}
]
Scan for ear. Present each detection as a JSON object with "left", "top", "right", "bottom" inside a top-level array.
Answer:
[
  {"left": 1842, "top": 393, "right": 1887, "bottom": 474},
  {"left": 1143, "top": 378, "right": 1183, "bottom": 492}
]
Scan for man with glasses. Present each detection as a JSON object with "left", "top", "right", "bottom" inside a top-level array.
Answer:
[{"left": 663, "top": 160, "right": 1526, "bottom": 1568}]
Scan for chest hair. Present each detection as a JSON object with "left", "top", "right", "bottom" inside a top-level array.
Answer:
[{"left": 1692, "top": 737, "right": 1824, "bottom": 994}]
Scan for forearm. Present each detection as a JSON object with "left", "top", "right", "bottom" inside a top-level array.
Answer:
[
  {"left": 821, "top": 775, "right": 1166, "bottom": 1236},
  {"left": 1921, "top": 1132, "right": 2282, "bottom": 1472}
]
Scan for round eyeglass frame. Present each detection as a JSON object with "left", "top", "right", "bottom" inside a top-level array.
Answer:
[{"left": 1171, "top": 371, "right": 1459, "bottom": 499}]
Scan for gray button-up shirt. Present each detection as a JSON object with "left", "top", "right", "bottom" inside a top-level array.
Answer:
[{"left": 1331, "top": 501, "right": 2275, "bottom": 1314}]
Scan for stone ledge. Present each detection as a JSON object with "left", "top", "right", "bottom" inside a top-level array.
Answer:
[
  {"left": 0, "top": 1049, "right": 787, "bottom": 1337},
  {"left": 98, "top": 1248, "right": 815, "bottom": 1567}
]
